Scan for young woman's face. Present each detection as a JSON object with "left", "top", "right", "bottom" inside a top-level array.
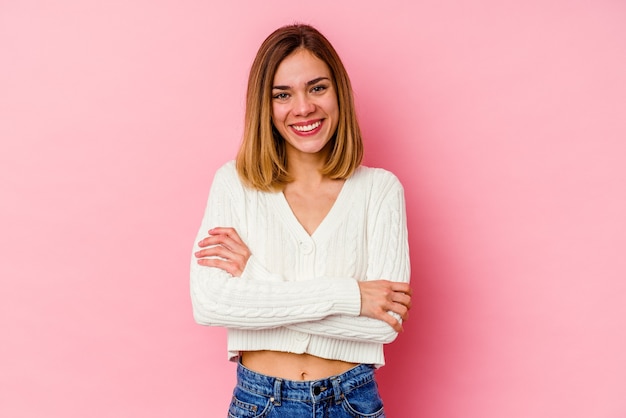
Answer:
[{"left": 271, "top": 49, "right": 339, "bottom": 159}]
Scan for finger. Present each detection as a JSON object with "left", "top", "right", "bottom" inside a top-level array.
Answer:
[
  {"left": 368, "top": 304, "right": 403, "bottom": 333},
  {"left": 195, "top": 245, "right": 235, "bottom": 261},
  {"left": 200, "top": 233, "right": 249, "bottom": 257},
  {"left": 209, "top": 227, "right": 245, "bottom": 246},
  {"left": 195, "top": 246, "right": 220, "bottom": 259},
  {"left": 197, "top": 257, "right": 240, "bottom": 276},
  {"left": 391, "top": 302, "right": 409, "bottom": 321},
  {"left": 390, "top": 282, "right": 412, "bottom": 295},
  {"left": 198, "top": 235, "right": 223, "bottom": 248},
  {"left": 218, "top": 235, "right": 248, "bottom": 256},
  {"left": 383, "top": 300, "right": 408, "bottom": 321},
  {"left": 196, "top": 245, "right": 248, "bottom": 274},
  {"left": 392, "top": 292, "right": 412, "bottom": 310},
  {"left": 383, "top": 312, "right": 403, "bottom": 333},
  {"left": 197, "top": 249, "right": 247, "bottom": 272},
  {"left": 198, "top": 234, "right": 235, "bottom": 248}
]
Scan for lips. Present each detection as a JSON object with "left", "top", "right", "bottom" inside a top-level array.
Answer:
[{"left": 290, "top": 119, "right": 323, "bottom": 134}]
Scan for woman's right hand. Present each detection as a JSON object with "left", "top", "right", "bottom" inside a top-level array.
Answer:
[
  {"left": 194, "top": 227, "right": 251, "bottom": 277},
  {"left": 358, "top": 280, "right": 412, "bottom": 332}
]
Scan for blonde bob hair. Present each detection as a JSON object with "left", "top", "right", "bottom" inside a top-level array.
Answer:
[{"left": 236, "top": 24, "right": 363, "bottom": 191}]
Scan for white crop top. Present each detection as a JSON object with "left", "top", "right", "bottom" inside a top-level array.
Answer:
[{"left": 190, "top": 161, "right": 410, "bottom": 367}]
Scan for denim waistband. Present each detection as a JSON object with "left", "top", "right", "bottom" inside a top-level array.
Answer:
[{"left": 236, "top": 362, "right": 376, "bottom": 405}]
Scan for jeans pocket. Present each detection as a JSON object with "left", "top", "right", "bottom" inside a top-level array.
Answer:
[
  {"left": 227, "top": 387, "right": 273, "bottom": 418},
  {"left": 341, "top": 380, "right": 385, "bottom": 418}
]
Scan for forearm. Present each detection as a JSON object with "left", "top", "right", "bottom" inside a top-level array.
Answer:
[
  {"left": 286, "top": 315, "right": 399, "bottom": 344},
  {"left": 191, "top": 261, "right": 361, "bottom": 329}
]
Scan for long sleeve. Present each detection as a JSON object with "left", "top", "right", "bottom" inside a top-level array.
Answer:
[
  {"left": 190, "top": 163, "right": 362, "bottom": 329},
  {"left": 191, "top": 163, "right": 411, "bottom": 365},
  {"left": 284, "top": 171, "right": 410, "bottom": 343}
]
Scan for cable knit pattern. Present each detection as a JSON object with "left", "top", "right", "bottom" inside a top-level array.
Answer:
[{"left": 190, "top": 161, "right": 410, "bottom": 367}]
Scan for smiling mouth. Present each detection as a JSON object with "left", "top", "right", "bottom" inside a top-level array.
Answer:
[{"left": 291, "top": 120, "right": 322, "bottom": 133}]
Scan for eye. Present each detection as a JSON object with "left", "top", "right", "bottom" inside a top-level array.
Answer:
[
  {"left": 311, "top": 84, "right": 328, "bottom": 93},
  {"left": 272, "top": 92, "right": 290, "bottom": 100}
]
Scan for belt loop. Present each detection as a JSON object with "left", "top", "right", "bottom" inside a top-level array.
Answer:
[
  {"left": 331, "top": 377, "right": 342, "bottom": 405},
  {"left": 272, "top": 378, "right": 282, "bottom": 406}
]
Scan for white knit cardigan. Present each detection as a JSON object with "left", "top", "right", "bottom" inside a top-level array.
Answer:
[{"left": 190, "top": 161, "right": 410, "bottom": 367}]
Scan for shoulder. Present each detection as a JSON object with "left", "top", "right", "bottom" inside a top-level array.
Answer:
[
  {"left": 211, "top": 160, "right": 243, "bottom": 188},
  {"left": 351, "top": 165, "right": 404, "bottom": 193},
  {"left": 213, "top": 160, "right": 237, "bottom": 180},
  {"left": 211, "top": 160, "right": 273, "bottom": 201},
  {"left": 208, "top": 160, "right": 246, "bottom": 197}
]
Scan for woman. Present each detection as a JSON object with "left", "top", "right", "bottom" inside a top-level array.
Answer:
[{"left": 191, "top": 23, "right": 411, "bottom": 417}]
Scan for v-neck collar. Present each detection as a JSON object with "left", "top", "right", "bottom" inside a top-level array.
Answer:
[{"left": 270, "top": 169, "right": 360, "bottom": 243}]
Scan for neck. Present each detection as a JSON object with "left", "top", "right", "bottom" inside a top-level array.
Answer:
[{"left": 285, "top": 148, "right": 329, "bottom": 186}]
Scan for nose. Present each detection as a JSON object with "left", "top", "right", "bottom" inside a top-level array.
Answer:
[{"left": 293, "top": 93, "right": 315, "bottom": 116}]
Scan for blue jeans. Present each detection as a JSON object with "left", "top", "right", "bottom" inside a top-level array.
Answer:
[{"left": 228, "top": 362, "right": 386, "bottom": 417}]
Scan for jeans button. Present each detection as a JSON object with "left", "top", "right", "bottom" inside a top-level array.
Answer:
[{"left": 313, "top": 386, "right": 321, "bottom": 395}]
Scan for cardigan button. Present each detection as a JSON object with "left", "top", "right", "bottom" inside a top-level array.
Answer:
[{"left": 300, "top": 241, "right": 314, "bottom": 254}]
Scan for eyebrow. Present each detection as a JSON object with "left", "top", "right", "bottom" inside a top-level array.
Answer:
[{"left": 272, "top": 77, "right": 330, "bottom": 90}]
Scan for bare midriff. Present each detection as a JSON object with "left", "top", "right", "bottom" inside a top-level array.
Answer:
[{"left": 241, "top": 351, "right": 358, "bottom": 381}]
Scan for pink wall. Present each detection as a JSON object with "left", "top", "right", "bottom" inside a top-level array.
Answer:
[{"left": 1, "top": 1, "right": 625, "bottom": 417}]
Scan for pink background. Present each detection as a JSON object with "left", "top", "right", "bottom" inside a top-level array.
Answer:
[{"left": 1, "top": 1, "right": 625, "bottom": 417}]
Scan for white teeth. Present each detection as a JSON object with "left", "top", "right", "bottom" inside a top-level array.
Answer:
[{"left": 292, "top": 121, "right": 321, "bottom": 132}]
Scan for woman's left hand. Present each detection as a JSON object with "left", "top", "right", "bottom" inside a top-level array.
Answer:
[{"left": 194, "top": 227, "right": 251, "bottom": 277}]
